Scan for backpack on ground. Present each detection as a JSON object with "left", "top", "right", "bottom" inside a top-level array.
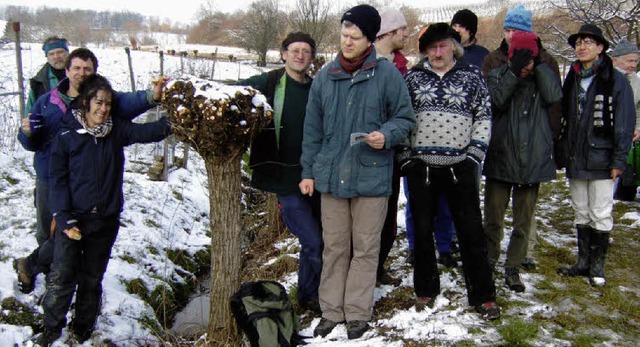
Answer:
[{"left": 230, "top": 280, "right": 306, "bottom": 347}]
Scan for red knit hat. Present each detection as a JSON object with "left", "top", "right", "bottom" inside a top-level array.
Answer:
[{"left": 508, "top": 31, "right": 539, "bottom": 59}]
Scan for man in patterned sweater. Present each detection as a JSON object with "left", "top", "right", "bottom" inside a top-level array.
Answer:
[{"left": 399, "top": 22, "right": 499, "bottom": 320}]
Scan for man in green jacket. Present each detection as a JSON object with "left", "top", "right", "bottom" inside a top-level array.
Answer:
[
  {"left": 483, "top": 31, "right": 562, "bottom": 292},
  {"left": 300, "top": 4, "right": 415, "bottom": 340},
  {"left": 25, "top": 36, "right": 69, "bottom": 116},
  {"left": 241, "top": 32, "right": 323, "bottom": 315}
]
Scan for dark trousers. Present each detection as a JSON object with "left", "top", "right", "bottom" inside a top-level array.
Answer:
[
  {"left": 378, "top": 167, "right": 401, "bottom": 274},
  {"left": 43, "top": 216, "right": 119, "bottom": 332},
  {"left": 25, "top": 237, "right": 54, "bottom": 276},
  {"left": 35, "top": 180, "right": 52, "bottom": 245},
  {"left": 407, "top": 159, "right": 496, "bottom": 306},
  {"left": 278, "top": 193, "right": 323, "bottom": 303}
]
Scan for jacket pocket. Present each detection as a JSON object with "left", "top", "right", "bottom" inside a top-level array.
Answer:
[
  {"left": 586, "top": 137, "right": 613, "bottom": 171},
  {"left": 356, "top": 148, "right": 392, "bottom": 196}
]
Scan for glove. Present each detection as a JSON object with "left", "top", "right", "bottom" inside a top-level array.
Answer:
[
  {"left": 509, "top": 49, "right": 533, "bottom": 76},
  {"left": 29, "top": 113, "right": 44, "bottom": 132}
]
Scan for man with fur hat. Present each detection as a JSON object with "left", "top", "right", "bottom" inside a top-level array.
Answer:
[
  {"left": 241, "top": 32, "right": 323, "bottom": 315},
  {"left": 374, "top": 7, "right": 411, "bottom": 286},
  {"left": 451, "top": 9, "right": 489, "bottom": 67},
  {"left": 483, "top": 30, "right": 562, "bottom": 293},
  {"left": 557, "top": 24, "right": 635, "bottom": 286},
  {"left": 611, "top": 38, "right": 640, "bottom": 200},
  {"left": 482, "top": 4, "right": 562, "bottom": 270},
  {"left": 400, "top": 22, "right": 500, "bottom": 320},
  {"left": 300, "top": 4, "right": 415, "bottom": 339}
]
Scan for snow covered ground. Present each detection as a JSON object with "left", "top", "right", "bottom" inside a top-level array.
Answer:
[{"left": 0, "top": 37, "right": 639, "bottom": 346}]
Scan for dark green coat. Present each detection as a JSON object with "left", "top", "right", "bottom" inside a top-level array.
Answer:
[
  {"left": 483, "top": 63, "right": 562, "bottom": 184},
  {"left": 242, "top": 68, "right": 312, "bottom": 194}
]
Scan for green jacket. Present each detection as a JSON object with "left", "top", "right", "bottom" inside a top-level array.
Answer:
[
  {"left": 301, "top": 49, "right": 415, "bottom": 198},
  {"left": 242, "top": 68, "right": 312, "bottom": 194},
  {"left": 483, "top": 63, "right": 562, "bottom": 184}
]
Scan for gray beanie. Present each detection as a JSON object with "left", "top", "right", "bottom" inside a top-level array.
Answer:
[{"left": 611, "top": 39, "right": 639, "bottom": 57}]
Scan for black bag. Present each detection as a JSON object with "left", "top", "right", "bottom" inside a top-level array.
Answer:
[{"left": 230, "top": 280, "right": 306, "bottom": 347}]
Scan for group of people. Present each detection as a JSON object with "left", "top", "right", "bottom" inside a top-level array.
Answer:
[
  {"left": 16, "top": 40, "right": 172, "bottom": 345},
  {"left": 15, "top": 2, "right": 638, "bottom": 345},
  {"left": 247, "top": 3, "right": 637, "bottom": 342}
]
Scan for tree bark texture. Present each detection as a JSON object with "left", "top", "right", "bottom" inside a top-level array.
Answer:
[{"left": 205, "top": 152, "right": 243, "bottom": 346}]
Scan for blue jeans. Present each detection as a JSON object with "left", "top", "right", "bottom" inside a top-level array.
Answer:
[
  {"left": 403, "top": 177, "right": 415, "bottom": 250},
  {"left": 434, "top": 193, "right": 456, "bottom": 253},
  {"left": 43, "top": 216, "right": 119, "bottom": 332},
  {"left": 277, "top": 193, "right": 323, "bottom": 304}
]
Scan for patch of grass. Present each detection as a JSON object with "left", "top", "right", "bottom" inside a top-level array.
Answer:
[
  {"left": 120, "top": 253, "right": 137, "bottom": 264},
  {"left": 3, "top": 175, "right": 19, "bottom": 185},
  {"left": 497, "top": 317, "right": 538, "bottom": 346},
  {"left": 0, "top": 297, "right": 43, "bottom": 333},
  {"left": 125, "top": 278, "right": 149, "bottom": 300},
  {"left": 373, "top": 286, "right": 415, "bottom": 320},
  {"left": 145, "top": 219, "right": 161, "bottom": 228},
  {"left": 166, "top": 249, "right": 197, "bottom": 273},
  {"left": 172, "top": 190, "right": 183, "bottom": 201}
]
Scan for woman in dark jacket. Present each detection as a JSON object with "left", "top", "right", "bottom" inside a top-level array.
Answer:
[
  {"left": 38, "top": 74, "right": 171, "bottom": 345},
  {"left": 483, "top": 31, "right": 562, "bottom": 293}
]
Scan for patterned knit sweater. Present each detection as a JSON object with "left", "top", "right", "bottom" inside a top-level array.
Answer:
[{"left": 402, "top": 58, "right": 492, "bottom": 167}]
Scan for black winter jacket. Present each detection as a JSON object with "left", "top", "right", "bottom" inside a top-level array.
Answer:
[
  {"left": 560, "top": 54, "right": 635, "bottom": 180},
  {"left": 49, "top": 112, "right": 171, "bottom": 232},
  {"left": 483, "top": 63, "right": 562, "bottom": 184}
]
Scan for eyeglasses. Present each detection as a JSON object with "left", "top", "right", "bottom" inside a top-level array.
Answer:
[
  {"left": 288, "top": 49, "right": 312, "bottom": 57},
  {"left": 574, "top": 39, "right": 597, "bottom": 47}
]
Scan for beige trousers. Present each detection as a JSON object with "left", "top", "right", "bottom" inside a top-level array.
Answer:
[{"left": 318, "top": 193, "right": 388, "bottom": 322}]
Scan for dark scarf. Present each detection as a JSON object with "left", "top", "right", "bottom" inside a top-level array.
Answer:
[
  {"left": 562, "top": 54, "right": 615, "bottom": 136},
  {"left": 339, "top": 46, "right": 373, "bottom": 75}
]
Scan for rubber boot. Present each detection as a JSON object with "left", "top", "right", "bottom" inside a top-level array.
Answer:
[
  {"left": 557, "top": 225, "right": 591, "bottom": 277},
  {"left": 588, "top": 232, "right": 610, "bottom": 286}
]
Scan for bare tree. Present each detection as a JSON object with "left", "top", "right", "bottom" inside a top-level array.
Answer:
[
  {"left": 289, "top": 0, "right": 333, "bottom": 52},
  {"left": 238, "top": 0, "right": 286, "bottom": 66}
]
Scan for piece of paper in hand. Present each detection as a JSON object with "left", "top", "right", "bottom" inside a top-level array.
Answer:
[{"left": 350, "top": 132, "right": 368, "bottom": 146}]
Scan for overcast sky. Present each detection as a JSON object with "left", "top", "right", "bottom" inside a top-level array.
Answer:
[{"left": 2, "top": 0, "right": 486, "bottom": 25}]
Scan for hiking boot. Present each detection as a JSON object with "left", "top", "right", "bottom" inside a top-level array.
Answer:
[
  {"left": 406, "top": 249, "right": 415, "bottom": 265},
  {"left": 415, "top": 296, "right": 435, "bottom": 311},
  {"left": 475, "top": 301, "right": 501, "bottom": 320},
  {"left": 13, "top": 257, "right": 35, "bottom": 294},
  {"left": 437, "top": 251, "right": 457, "bottom": 268},
  {"left": 34, "top": 328, "right": 61, "bottom": 347},
  {"left": 505, "top": 267, "right": 525, "bottom": 293},
  {"left": 377, "top": 269, "right": 401, "bottom": 286},
  {"left": 521, "top": 257, "right": 537, "bottom": 271},
  {"left": 346, "top": 320, "right": 369, "bottom": 340},
  {"left": 299, "top": 299, "right": 321, "bottom": 316},
  {"left": 313, "top": 318, "right": 339, "bottom": 337},
  {"left": 70, "top": 321, "right": 93, "bottom": 343}
]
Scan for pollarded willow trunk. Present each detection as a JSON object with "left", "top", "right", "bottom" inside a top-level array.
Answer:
[{"left": 204, "top": 151, "right": 244, "bottom": 346}]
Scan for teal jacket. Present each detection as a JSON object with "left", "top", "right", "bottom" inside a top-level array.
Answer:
[{"left": 301, "top": 48, "right": 415, "bottom": 198}]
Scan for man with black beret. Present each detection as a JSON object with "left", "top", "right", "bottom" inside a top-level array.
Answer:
[
  {"left": 399, "top": 22, "right": 500, "bottom": 320},
  {"left": 557, "top": 24, "right": 635, "bottom": 287},
  {"left": 300, "top": 4, "right": 415, "bottom": 339}
]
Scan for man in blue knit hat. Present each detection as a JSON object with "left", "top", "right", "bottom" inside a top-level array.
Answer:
[{"left": 481, "top": 4, "right": 563, "bottom": 272}]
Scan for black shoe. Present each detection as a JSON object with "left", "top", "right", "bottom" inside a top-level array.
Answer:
[
  {"left": 437, "top": 251, "right": 457, "bottom": 268},
  {"left": 377, "top": 269, "right": 401, "bottom": 286},
  {"left": 475, "top": 301, "right": 501, "bottom": 320},
  {"left": 406, "top": 249, "right": 415, "bottom": 265},
  {"left": 34, "top": 328, "right": 61, "bottom": 347},
  {"left": 13, "top": 257, "right": 35, "bottom": 294},
  {"left": 313, "top": 318, "right": 339, "bottom": 337},
  {"left": 415, "top": 296, "right": 435, "bottom": 311},
  {"left": 449, "top": 241, "right": 460, "bottom": 254},
  {"left": 299, "top": 299, "right": 321, "bottom": 315},
  {"left": 70, "top": 322, "right": 93, "bottom": 343},
  {"left": 346, "top": 320, "right": 369, "bottom": 339},
  {"left": 521, "top": 257, "right": 537, "bottom": 271},
  {"left": 505, "top": 267, "right": 525, "bottom": 292}
]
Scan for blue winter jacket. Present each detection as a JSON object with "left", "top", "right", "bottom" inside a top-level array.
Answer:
[
  {"left": 301, "top": 48, "right": 415, "bottom": 198},
  {"left": 18, "top": 78, "right": 157, "bottom": 184},
  {"left": 49, "top": 112, "right": 171, "bottom": 232}
]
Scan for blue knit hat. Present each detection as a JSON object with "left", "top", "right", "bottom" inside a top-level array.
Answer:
[{"left": 504, "top": 5, "right": 533, "bottom": 32}]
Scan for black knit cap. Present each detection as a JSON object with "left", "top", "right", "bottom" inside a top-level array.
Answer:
[
  {"left": 451, "top": 9, "right": 478, "bottom": 35},
  {"left": 567, "top": 23, "right": 610, "bottom": 51},
  {"left": 281, "top": 31, "right": 316, "bottom": 56},
  {"left": 341, "top": 4, "right": 381, "bottom": 42},
  {"left": 419, "top": 23, "right": 462, "bottom": 54}
]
